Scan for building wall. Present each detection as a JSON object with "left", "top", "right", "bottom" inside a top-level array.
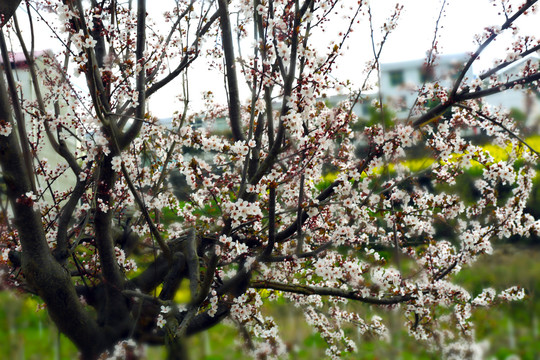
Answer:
[
  {"left": 380, "top": 54, "right": 473, "bottom": 118},
  {"left": 6, "top": 54, "right": 78, "bottom": 201}
]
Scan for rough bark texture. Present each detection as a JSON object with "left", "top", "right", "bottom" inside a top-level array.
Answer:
[{"left": 0, "top": 0, "right": 22, "bottom": 27}]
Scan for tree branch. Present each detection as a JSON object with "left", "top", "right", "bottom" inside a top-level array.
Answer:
[
  {"left": 456, "top": 103, "right": 540, "bottom": 156},
  {"left": 12, "top": 18, "right": 82, "bottom": 175},
  {"left": 119, "top": 0, "right": 146, "bottom": 148},
  {"left": 93, "top": 158, "right": 125, "bottom": 288},
  {"left": 479, "top": 43, "right": 540, "bottom": 81},
  {"left": 412, "top": 71, "right": 540, "bottom": 128},
  {"left": 0, "top": 0, "right": 22, "bottom": 27},
  {"left": 449, "top": 0, "right": 537, "bottom": 100},
  {"left": 145, "top": 10, "right": 219, "bottom": 98},
  {"left": 55, "top": 178, "right": 88, "bottom": 262},
  {"left": 250, "top": 280, "right": 412, "bottom": 305},
  {"left": 0, "top": 61, "right": 103, "bottom": 360},
  {"left": 218, "top": 0, "right": 245, "bottom": 142},
  {"left": 262, "top": 241, "right": 333, "bottom": 262},
  {"left": 0, "top": 29, "right": 36, "bottom": 193}
]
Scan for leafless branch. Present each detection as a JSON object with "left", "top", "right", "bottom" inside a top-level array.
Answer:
[
  {"left": 250, "top": 280, "right": 412, "bottom": 305},
  {"left": 449, "top": 0, "right": 538, "bottom": 100}
]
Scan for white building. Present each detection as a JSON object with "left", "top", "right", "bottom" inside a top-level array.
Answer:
[
  {"left": 1, "top": 51, "right": 78, "bottom": 199},
  {"left": 323, "top": 54, "right": 474, "bottom": 121},
  {"left": 480, "top": 55, "right": 540, "bottom": 131},
  {"left": 380, "top": 53, "right": 474, "bottom": 119},
  {"left": 377, "top": 53, "right": 539, "bottom": 130}
]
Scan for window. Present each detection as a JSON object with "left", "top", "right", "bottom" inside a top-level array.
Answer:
[
  {"left": 361, "top": 101, "right": 370, "bottom": 116},
  {"left": 389, "top": 70, "right": 404, "bottom": 86}
]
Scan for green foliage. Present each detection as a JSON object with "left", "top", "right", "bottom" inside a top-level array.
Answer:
[
  {"left": 352, "top": 103, "right": 396, "bottom": 131},
  {"left": 0, "top": 292, "right": 78, "bottom": 359},
  {"left": 2, "top": 245, "right": 540, "bottom": 360},
  {"left": 509, "top": 108, "right": 527, "bottom": 124},
  {"left": 454, "top": 246, "right": 540, "bottom": 359}
]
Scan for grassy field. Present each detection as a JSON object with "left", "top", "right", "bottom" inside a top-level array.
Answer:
[{"left": 1, "top": 245, "right": 539, "bottom": 359}]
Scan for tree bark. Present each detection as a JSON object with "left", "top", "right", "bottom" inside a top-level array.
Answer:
[
  {"left": 0, "top": 0, "right": 22, "bottom": 27},
  {"left": 0, "top": 53, "right": 105, "bottom": 360}
]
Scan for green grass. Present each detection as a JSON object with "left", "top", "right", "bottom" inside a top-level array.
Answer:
[
  {"left": 0, "top": 292, "right": 78, "bottom": 359},
  {"left": 1, "top": 246, "right": 539, "bottom": 359},
  {"left": 453, "top": 245, "right": 540, "bottom": 360}
]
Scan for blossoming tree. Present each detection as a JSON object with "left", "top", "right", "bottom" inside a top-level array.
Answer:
[{"left": 0, "top": 0, "right": 539, "bottom": 359}]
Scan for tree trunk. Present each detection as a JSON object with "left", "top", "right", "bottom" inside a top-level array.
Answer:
[
  {"left": 0, "top": 0, "right": 22, "bottom": 27},
  {"left": 167, "top": 337, "right": 190, "bottom": 360}
]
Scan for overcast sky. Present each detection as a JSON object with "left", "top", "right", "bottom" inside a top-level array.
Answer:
[{"left": 12, "top": 0, "right": 540, "bottom": 117}]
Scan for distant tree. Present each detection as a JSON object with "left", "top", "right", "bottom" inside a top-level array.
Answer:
[{"left": 0, "top": 0, "right": 539, "bottom": 359}]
